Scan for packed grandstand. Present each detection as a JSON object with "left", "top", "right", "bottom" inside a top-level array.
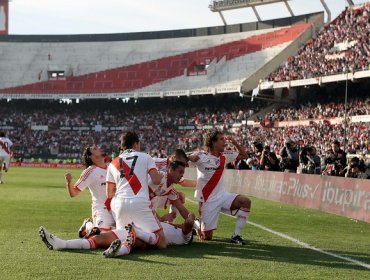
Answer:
[{"left": 0, "top": 2, "right": 369, "bottom": 179}]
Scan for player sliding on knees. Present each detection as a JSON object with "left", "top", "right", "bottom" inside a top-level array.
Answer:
[
  {"left": 65, "top": 145, "right": 115, "bottom": 238},
  {"left": 188, "top": 129, "right": 252, "bottom": 245}
]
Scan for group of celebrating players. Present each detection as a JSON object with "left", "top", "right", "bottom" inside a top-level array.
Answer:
[{"left": 39, "top": 129, "right": 252, "bottom": 257}]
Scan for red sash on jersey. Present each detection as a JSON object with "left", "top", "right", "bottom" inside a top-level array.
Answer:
[
  {"left": 202, "top": 155, "right": 225, "bottom": 202},
  {"left": 113, "top": 157, "right": 143, "bottom": 195},
  {"left": 0, "top": 140, "right": 10, "bottom": 155}
]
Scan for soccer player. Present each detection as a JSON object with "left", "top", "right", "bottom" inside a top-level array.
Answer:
[
  {"left": 150, "top": 160, "right": 191, "bottom": 222},
  {"left": 65, "top": 145, "right": 115, "bottom": 237},
  {"left": 39, "top": 213, "right": 195, "bottom": 258},
  {"left": 151, "top": 149, "right": 195, "bottom": 221},
  {"left": 105, "top": 131, "right": 167, "bottom": 249},
  {"left": 188, "top": 129, "right": 252, "bottom": 245},
  {"left": 0, "top": 131, "right": 14, "bottom": 184}
]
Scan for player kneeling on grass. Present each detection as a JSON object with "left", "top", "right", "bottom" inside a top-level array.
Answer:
[
  {"left": 65, "top": 145, "right": 115, "bottom": 238},
  {"left": 188, "top": 129, "right": 252, "bottom": 245},
  {"left": 105, "top": 131, "right": 167, "bottom": 249}
]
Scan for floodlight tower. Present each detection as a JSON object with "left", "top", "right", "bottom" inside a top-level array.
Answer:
[
  {"left": 208, "top": 0, "right": 334, "bottom": 25},
  {"left": 0, "top": 0, "right": 9, "bottom": 35}
]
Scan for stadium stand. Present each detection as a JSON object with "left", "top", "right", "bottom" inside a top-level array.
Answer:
[
  {"left": 0, "top": 13, "right": 322, "bottom": 98},
  {"left": 267, "top": 3, "right": 370, "bottom": 82},
  {"left": 1, "top": 81, "right": 368, "bottom": 165}
]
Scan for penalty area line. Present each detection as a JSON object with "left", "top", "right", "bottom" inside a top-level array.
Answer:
[{"left": 186, "top": 198, "right": 370, "bottom": 270}]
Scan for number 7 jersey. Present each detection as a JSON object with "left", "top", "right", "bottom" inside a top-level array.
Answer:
[{"left": 106, "top": 150, "right": 157, "bottom": 200}]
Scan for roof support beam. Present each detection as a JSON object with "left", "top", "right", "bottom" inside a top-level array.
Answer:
[
  {"left": 218, "top": 11, "right": 227, "bottom": 26},
  {"left": 319, "top": 0, "right": 331, "bottom": 23}
]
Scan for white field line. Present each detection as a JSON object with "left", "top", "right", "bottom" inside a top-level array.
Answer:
[{"left": 186, "top": 198, "right": 370, "bottom": 270}]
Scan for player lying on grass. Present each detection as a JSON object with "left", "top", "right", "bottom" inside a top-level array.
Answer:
[
  {"left": 188, "top": 129, "right": 252, "bottom": 245},
  {"left": 39, "top": 213, "right": 195, "bottom": 257},
  {"left": 103, "top": 213, "right": 195, "bottom": 258},
  {"left": 65, "top": 145, "right": 115, "bottom": 238}
]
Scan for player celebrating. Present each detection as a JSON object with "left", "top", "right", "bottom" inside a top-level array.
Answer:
[
  {"left": 105, "top": 131, "right": 167, "bottom": 249},
  {"left": 0, "top": 131, "right": 14, "bottom": 184},
  {"left": 150, "top": 149, "right": 195, "bottom": 222},
  {"left": 65, "top": 145, "right": 115, "bottom": 237},
  {"left": 188, "top": 129, "right": 252, "bottom": 245}
]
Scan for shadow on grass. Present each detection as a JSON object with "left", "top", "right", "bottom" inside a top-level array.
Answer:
[
  {"left": 55, "top": 237, "right": 370, "bottom": 271},
  {"left": 158, "top": 237, "right": 369, "bottom": 271}
]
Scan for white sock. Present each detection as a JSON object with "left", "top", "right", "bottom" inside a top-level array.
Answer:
[
  {"left": 233, "top": 208, "right": 250, "bottom": 237},
  {"left": 64, "top": 239, "right": 92, "bottom": 250},
  {"left": 116, "top": 244, "right": 131, "bottom": 256},
  {"left": 134, "top": 226, "right": 158, "bottom": 245}
]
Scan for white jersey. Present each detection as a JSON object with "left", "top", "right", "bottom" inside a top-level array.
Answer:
[
  {"left": 74, "top": 165, "right": 108, "bottom": 212},
  {"left": 149, "top": 171, "right": 179, "bottom": 200},
  {"left": 0, "top": 137, "right": 13, "bottom": 155},
  {"left": 162, "top": 222, "right": 192, "bottom": 245},
  {"left": 106, "top": 150, "right": 157, "bottom": 199},
  {"left": 194, "top": 151, "right": 239, "bottom": 202},
  {"left": 153, "top": 157, "right": 168, "bottom": 172}
]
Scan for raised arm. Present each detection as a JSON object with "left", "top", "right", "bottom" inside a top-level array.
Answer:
[
  {"left": 65, "top": 173, "right": 80, "bottom": 198},
  {"left": 226, "top": 136, "right": 247, "bottom": 159}
]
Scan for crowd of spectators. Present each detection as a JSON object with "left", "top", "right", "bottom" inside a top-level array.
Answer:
[
  {"left": 267, "top": 4, "right": 370, "bottom": 82},
  {"left": 265, "top": 97, "right": 370, "bottom": 121},
  {"left": 1, "top": 90, "right": 369, "bottom": 178}
]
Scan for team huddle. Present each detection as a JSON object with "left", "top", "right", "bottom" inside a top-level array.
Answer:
[{"left": 39, "top": 130, "right": 252, "bottom": 257}]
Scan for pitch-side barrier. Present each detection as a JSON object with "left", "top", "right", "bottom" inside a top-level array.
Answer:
[{"left": 185, "top": 168, "right": 370, "bottom": 223}]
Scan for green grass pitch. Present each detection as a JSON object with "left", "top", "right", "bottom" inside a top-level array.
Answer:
[{"left": 0, "top": 167, "right": 369, "bottom": 279}]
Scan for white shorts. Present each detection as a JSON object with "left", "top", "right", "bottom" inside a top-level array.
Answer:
[
  {"left": 112, "top": 196, "right": 162, "bottom": 233},
  {"left": 0, "top": 153, "right": 10, "bottom": 170},
  {"left": 92, "top": 208, "right": 115, "bottom": 231},
  {"left": 162, "top": 222, "right": 192, "bottom": 245},
  {"left": 199, "top": 192, "right": 239, "bottom": 232}
]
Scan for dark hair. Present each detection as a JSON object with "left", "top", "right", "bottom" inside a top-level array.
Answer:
[
  {"left": 173, "top": 149, "right": 188, "bottom": 162},
  {"left": 332, "top": 140, "right": 340, "bottom": 146},
  {"left": 204, "top": 130, "right": 222, "bottom": 150},
  {"left": 169, "top": 160, "right": 186, "bottom": 170},
  {"left": 0, "top": 131, "right": 5, "bottom": 137},
  {"left": 253, "top": 141, "right": 263, "bottom": 151},
  {"left": 120, "top": 131, "right": 139, "bottom": 150},
  {"left": 82, "top": 147, "right": 93, "bottom": 168}
]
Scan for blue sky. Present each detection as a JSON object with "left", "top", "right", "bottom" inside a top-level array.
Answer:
[{"left": 8, "top": 0, "right": 370, "bottom": 34}]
